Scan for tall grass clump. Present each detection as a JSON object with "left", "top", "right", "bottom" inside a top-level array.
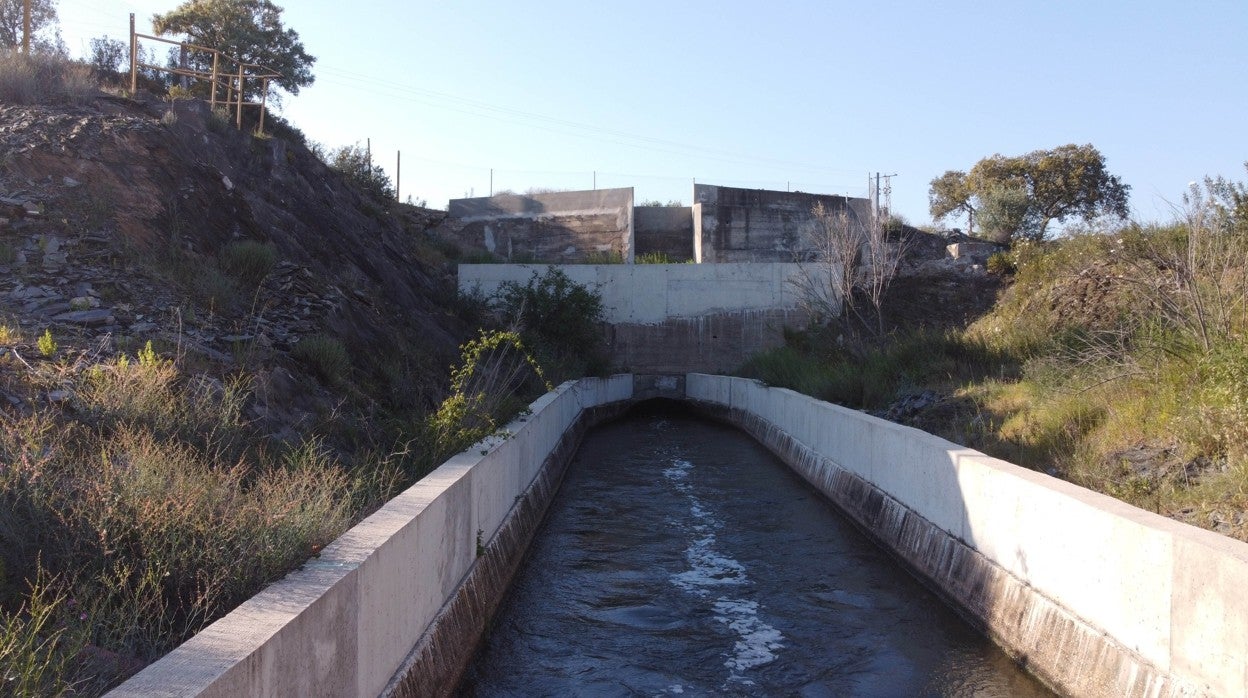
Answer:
[
  {"left": 219, "top": 241, "right": 277, "bottom": 289},
  {"left": 0, "top": 50, "right": 95, "bottom": 105},
  {"left": 412, "top": 330, "right": 550, "bottom": 479},
  {"left": 0, "top": 341, "right": 366, "bottom": 691},
  {"left": 292, "top": 334, "right": 350, "bottom": 384}
]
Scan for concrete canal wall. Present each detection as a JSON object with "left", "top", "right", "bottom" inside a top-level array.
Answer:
[
  {"left": 686, "top": 374, "right": 1248, "bottom": 698},
  {"left": 458, "top": 263, "right": 826, "bottom": 373},
  {"left": 110, "top": 376, "right": 634, "bottom": 698},
  {"left": 111, "top": 373, "right": 1248, "bottom": 697}
]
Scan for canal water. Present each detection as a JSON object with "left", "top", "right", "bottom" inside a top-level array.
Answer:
[{"left": 459, "top": 405, "right": 1051, "bottom": 696}]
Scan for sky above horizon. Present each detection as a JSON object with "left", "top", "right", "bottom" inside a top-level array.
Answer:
[{"left": 56, "top": 0, "right": 1247, "bottom": 226}]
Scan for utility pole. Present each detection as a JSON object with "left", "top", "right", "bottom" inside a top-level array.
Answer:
[
  {"left": 878, "top": 173, "right": 897, "bottom": 220},
  {"left": 395, "top": 150, "right": 401, "bottom": 202},
  {"left": 489, "top": 168, "right": 493, "bottom": 197},
  {"left": 22, "top": 0, "right": 31, "bottom": 54}
]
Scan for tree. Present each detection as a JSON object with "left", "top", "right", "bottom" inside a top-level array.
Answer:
[
  {"left": 88, "top": 36, "right": 128, "bottom": 74},
  {"left": 152, "top": 0, "right": 314, "bottom": 101},
  {"left": 0, "top": 0, "right": 61, "bottom": 52},
  {"left": 928, "top": 170, "right": 977, "bottom": 234},
  {"left": 791, "top": 203, "right": 908, "bottom": 335},
  {"left": 325, "top": 142, "right": 394, "bottom": 201},
  {"left": 929, "top": 144, "right": 1130, "bottom": 242}
]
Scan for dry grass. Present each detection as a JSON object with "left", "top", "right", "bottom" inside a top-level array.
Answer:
[
  {"left": 0, "top": 343, "right": 364, "bottom": 692},
  {"left": 0, "top": 50, "right": 96, "bottom": 105}
]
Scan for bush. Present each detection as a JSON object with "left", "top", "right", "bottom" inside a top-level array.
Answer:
[
  {"left": 37, "top": 329, "right": 56, "bottom": 358},
  {"left": 0, "top": 50, "right": 95, "bottom": 105},
  {"left": 985, "top": 251, "right": 1015, "bottom": 275},
  {"left": 324, "top": 143, "right": 394, "bottom": 201},
  {"left": 219, "top": 240, "right": 277, "bottom": 288},
  {"left": 492, "top": 267, "right": 606, "bottom": 379},
  {"left": 292, "top": 334, "right": 350, "bottom": 383}
]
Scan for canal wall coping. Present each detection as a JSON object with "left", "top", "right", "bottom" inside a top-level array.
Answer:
[
  {"left": 687, "top": 374, "right": 1248, "bottom": 698},
  {"left": 110, "top": 372, "right": 1246, "bottom": 697},
  {"left": 109, "top": 375, "right": 633, "bottom": 698}
]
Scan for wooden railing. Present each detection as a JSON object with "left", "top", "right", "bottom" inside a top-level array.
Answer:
[{"left": 127, "top": 13, "right": 283, "bottom": 131}]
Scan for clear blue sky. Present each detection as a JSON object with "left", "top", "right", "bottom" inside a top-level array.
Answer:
[{"left": 58, "top": 0, "right": 1248, "bottom": 224}]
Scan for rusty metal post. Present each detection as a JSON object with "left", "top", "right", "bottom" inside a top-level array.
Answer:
[
  {"left": 235, "top": 64, "right": 244, "bottom": 129},
  {"left": 129, "top": 13, "right": 138, "bottom": 93},
  {"left": 258, "top": 77, "right": 268, "bottom": 133},
  {"left": 210, "top": 51, "right": 219, "bottom": 109}
]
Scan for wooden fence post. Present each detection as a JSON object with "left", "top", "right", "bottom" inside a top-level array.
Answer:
[
  {"left": 129, "top": 13, "right": 137, "bottom": 94},
  {"left": 22, "top": 0, "right": 31, "bottom": 54},
  {"left": 235, "top": 64, "right": 244, "bottom": 129},
  {"left": 258, "top": 76, "right": 269, "bottom": 133},
  {"left": 210, "top": 51, "right": 219, "bottom": 109}
]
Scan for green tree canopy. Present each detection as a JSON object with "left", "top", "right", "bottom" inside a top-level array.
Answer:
[
  {"left": 928, "top": 170, "right": 977, "bottom": 233},
  {"left": 930, "top": 144, "right": 1131, "bottom": 242},
  {"left": 0, "top": 0, "right": 61, "bottom": 52},
  {"left": 152, "top": 0, "right": 314, "bottom": 100}
]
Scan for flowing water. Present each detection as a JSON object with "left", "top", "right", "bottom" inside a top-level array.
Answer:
[{"left": 459, "top": 406, "right": 1052, "bottom": 696}]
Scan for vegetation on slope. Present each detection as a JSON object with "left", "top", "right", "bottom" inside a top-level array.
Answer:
[
  {"left": 742, "top": 168, "right": 1248, "bottom": 543},
  {"left": 0, "top": 51, "right": 606, "bottom": 694}
]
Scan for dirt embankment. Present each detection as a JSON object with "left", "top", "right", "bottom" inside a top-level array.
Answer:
[{"left": 1, "top": 94, "right": 470, "bottom": 442}]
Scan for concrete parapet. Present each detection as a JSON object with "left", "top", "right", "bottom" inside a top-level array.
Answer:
[
  {"left": 109, "top": 375, "right": 635, "bottom": 698},
  {"left": 685, "top": 374, "right": 1248, "bottom": 697}
]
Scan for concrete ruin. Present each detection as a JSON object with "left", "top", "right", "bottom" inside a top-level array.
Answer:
[
  {"left": 447, "top": 188, "right": 635, "bottom": 263},
  {"left": 692, "top": 184, "right": 872, "bottom": 263},
  {"left": 446, "top": 183, "right": 873, "bottom": 264}
]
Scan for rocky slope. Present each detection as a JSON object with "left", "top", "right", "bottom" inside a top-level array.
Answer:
[{"left": 1, "top": 93, "right": 469, "bottom": 446}]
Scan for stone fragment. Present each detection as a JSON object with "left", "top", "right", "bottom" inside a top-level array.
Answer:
[{"left": 52, "top": 309, "right": 114, "bottom": 326}]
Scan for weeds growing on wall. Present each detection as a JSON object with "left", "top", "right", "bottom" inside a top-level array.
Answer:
[{"left": 411, "top": 330, "right": 550, "bottom": 479}]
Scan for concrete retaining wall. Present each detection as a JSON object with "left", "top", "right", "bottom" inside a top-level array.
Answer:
[
  {"left": 686, "top": 374, "right": 1248, "bottom": 698},
  {"left": 693, "top": 183, "right": 873, "bottom": 263},
  {"left": 633, "top": 206, "right": 693, "bottom": 261},
  {"left": 110, "top": 376, "right": 634, "bottom": 698},
  {"left": 459, "top": 263, "right": 825, "bottom": 373},
  {"left": 447, "top": 188, "right": 634, "bottom": 263}
]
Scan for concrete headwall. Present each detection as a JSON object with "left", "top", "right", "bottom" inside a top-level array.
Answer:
[
  {"left": 633, "top": 206, "right": 693, "bottom": 261},
  {"left": 686, "top": 374, "right": 1248, "bottom": 698},
  {"left": 447, "top": 188, "right": 634, "bottom": 263},
  {"left": 110, "top": 376, "right": 634, "bottom": 698},
  {"left": 693, "top": 183, "right": 873, "bottom": 263},
  {"left": 459, "top": 263, "right": 827, "bottom": 373}
]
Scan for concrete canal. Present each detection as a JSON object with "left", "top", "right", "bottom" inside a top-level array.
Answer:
[{"left": 459, "top": 405, "right": 1051, "bottom": 696}]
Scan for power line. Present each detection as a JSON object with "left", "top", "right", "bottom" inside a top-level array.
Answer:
[{"left": 311, "top": 64, "right": 864, "bottom": 176}]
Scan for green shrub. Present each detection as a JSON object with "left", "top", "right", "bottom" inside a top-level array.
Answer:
[
  {"left": 635, "top": 251, "right": 692, "bottom": 264},
  {"left": 493, "top": 267, "right": 606, "bottom": 379},
  {"left": 583, "top": 250, "right": 624, "bottom": 264},
  {"left": 986, "top": 251, "right": 1015, "bottom": 275},
  {"left": 292, "top": 334, "right": 350, "bottom": 383},
  {"left": 36, "top": 329, "right": 56, "bottom": 358},
  {"left": 220, "top": 241, "right": 277, "bottom": 288}
]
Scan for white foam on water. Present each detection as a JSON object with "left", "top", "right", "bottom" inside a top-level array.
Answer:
[
  {"left": 713, "top": 598, "right": 784, "bottom": 674},
  {"left": 663, "top": 456, "right": 784, "bottom": 684}
]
